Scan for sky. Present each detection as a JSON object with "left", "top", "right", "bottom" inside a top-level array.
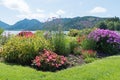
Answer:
[{"left": 0, "top": 0, "right": 120, "bottom": 25}]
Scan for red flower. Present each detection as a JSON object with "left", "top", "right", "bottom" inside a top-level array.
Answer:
[
  {"left": 17, "top": 31, "right": 34, "bottom": 37},
  {"left": 32, "top": 49, "right": 68, "bottom": 70}
]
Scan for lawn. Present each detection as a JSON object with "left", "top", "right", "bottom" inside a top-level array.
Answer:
[{"left": 0, "top": 56, "right": 120, "bottom": 80}]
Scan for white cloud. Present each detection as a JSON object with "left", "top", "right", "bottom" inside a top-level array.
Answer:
[
  {"left": 1, "top": 0, "right": 30, "bottom": 13},
  {"left": 17, "top": 13, "right": 46, "bottom": 19},
  {"left": 36, "top": 9, "right": 45, "bottom": 13},
  {"left": 48, "top": 13, "right": 58, "bottom": 18},
  {"left": 56, "top": 9, "right": 65, "bottom": 15},
  {"left": 16, "top": 9, "right": 66, "bottom": 21},
  {"left": 90, "top": 6, "right": 107, "bottom": 13},
  {"left": 47, "top": 10, "right": 65, "bottom": 19}
]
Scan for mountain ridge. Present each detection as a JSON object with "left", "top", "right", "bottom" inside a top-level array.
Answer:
[{"left": 0, "top": 16, "right": 108, "bottom": 30}]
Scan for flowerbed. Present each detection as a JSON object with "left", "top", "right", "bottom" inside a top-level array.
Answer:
[{"left": 32, "top": 49, "right": 69, "bottom": 71}]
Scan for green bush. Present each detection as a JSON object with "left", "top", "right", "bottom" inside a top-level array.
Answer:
[
  {"left": 69, "top": 39, "right": 79, "bottom": 54},
  {"left": 0, "top": 28, "right": 5, "bottom": 45},
  {"left": 0, "top": 28, "right": 4, "bottom": 35},
  {"left": 73, "top": 46, "right": 82, "bottom": 55},
  {"left": 84, "top": 57, "right": 97, "bottom": 63},
  {"left": 34, "top": 30, "right": 44, "bottom": 37},
  {"left": 81, "top": 39, "right": 96, "bottom": 50},
  {"left": 68, "top": 29, "right": 79, "bottom": 37},
  {"left": 2, "top": 36, "right": 54, "bottom": 65},
  {"left": 52, "top": 31, "right": 70, "bottom": 56},
  {"left": 78, "top": 28, "right": 95, "bottom": 36},
  {"left": 0, "top": 34, "right": 12, "bottom": 45},
  {"left": 69, "top": 37, "right": 82, "bottom": 55}
]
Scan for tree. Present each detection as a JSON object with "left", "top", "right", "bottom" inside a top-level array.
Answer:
[
  {"left": 114, "top": 22, "right": 120, "bottom": 30},
  {"left": 96, "top": 17, "right": 120, "bottom": 31},
  {"left": 106, "top": 17, "right": 119, "bottom": 22},
  {"left": 107, "top": 22, "right": 115, "bottom": 30},
  {"left": 97, "top": 22, "right": 107, "bottom": 29}
]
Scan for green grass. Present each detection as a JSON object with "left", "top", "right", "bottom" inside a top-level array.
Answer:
[{"left": 0, "top": 56, "right": 120, "bottom": 80}]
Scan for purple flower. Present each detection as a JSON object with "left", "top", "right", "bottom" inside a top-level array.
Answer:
[{"left": 88, "top": 29, "right": 120, "bottom": 44}]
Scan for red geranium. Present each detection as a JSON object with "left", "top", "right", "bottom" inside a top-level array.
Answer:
[
  {"left": 32, "top": 49, "right": 69, "bottom": 71},
  {"left": 17, "top": 31, "right": 34, "bottom": 37}
]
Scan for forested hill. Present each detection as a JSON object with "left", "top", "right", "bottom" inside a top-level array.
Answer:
[
  {"left": 43, "top": 16, "right": 106, "bottom": 30},
  {"left": 0, "top": 16, "right": 107, "bottom": 30}
]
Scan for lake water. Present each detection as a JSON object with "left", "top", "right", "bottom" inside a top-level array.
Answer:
[
  {"left": 2, "top": 31, "right": 69, "bottom": 36},
  {"left": 2, "top": 31, "right": 36, "bottom": 36}
]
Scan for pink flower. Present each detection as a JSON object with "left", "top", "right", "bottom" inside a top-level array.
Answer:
[
  {"left": 36, "top": 62, "right": 41, "bottom": 67},
  {"left": 61, "top": 61, "right": 64, "bottom": 64},
  {"left": 32, "top": 49, "right": 69, "bottom": 70},
  {"left": 48, "top": 56, "right": 52, "bottom": 60},
  {"left": 46, "top": 59, "right": 50, "bottom": 62},
  {"left": 55, "top": 64, "right": 59, "bottom": 68}
]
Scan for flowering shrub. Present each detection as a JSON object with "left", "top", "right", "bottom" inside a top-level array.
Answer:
[
  {"left": 81, "top": 49, "right": 97, "bottom": 63},
  {"left": 18, "top": 31, "right": 34, "bottom": 37},
  {"left": 88, "top": 29, "right": 120, "bottom": 55},
  {"left": 69, "top": 36, "right": 85, "bottom": 55},
  {"left": 73, "top": 47, "right": 82, "bottom": 55},
  {"left": 77, "top": 35, "right": 86, "bottom": 44},
  {"left": 2, "top": 36, "right": 54, "bottom": 65},
  {"left": 88, "top": 29, "right": 120, "bottom": 44},
  {"left": 32, "top": 49, "right": 69, "bottom": 71},
  {"left": 81, "top": 49, "right": 96, "bottom": 58}
]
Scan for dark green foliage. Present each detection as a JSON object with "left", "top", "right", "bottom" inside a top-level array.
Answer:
[
  {"left": 114, "top": 22, "right": 120, "bottom": 30},
  {"left": 96, "top": 40, "right": 120, "bottom": 55},
  {"left": 106, "top": 17, "right": 119, "bottom": 22},
  {"left": 81, "top": 39, "right": 96, "bottom": 50},
  {"left": 69, "top": 39, "right": 79, "bottom": 54},
  {"left": 96, "top": 22, "right": 107, "bottom": 29},
  {"left": 52, "top": 31, "right": 70, "bottom": 55},
  {"left": 96, "top": 17, "right": 120, "bottom": 31}
]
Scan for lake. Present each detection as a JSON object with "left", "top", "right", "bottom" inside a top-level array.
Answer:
[
  {"left": 2, "top": 31, "right": 36, "bottom": 36},
  {"left": 2, "top": 31, "right": 69, "bottom": 36}
]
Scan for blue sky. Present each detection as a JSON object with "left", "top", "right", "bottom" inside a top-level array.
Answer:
[{"left": 0, "top": 0, "right": 119, "bottom": 24}]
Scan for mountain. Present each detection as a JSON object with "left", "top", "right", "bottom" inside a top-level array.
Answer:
[
  {"left": 1, "top": 16, "right": 108, "bottom": 30},
  {"left": 0, "top": 21, "right": 10, "bottom": 29},
  {"left": 8, "top": 19, "right": 43, "bottom": 30},
  {"left": 43, "top": 16, "right": 106, "bottom": 30}
]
